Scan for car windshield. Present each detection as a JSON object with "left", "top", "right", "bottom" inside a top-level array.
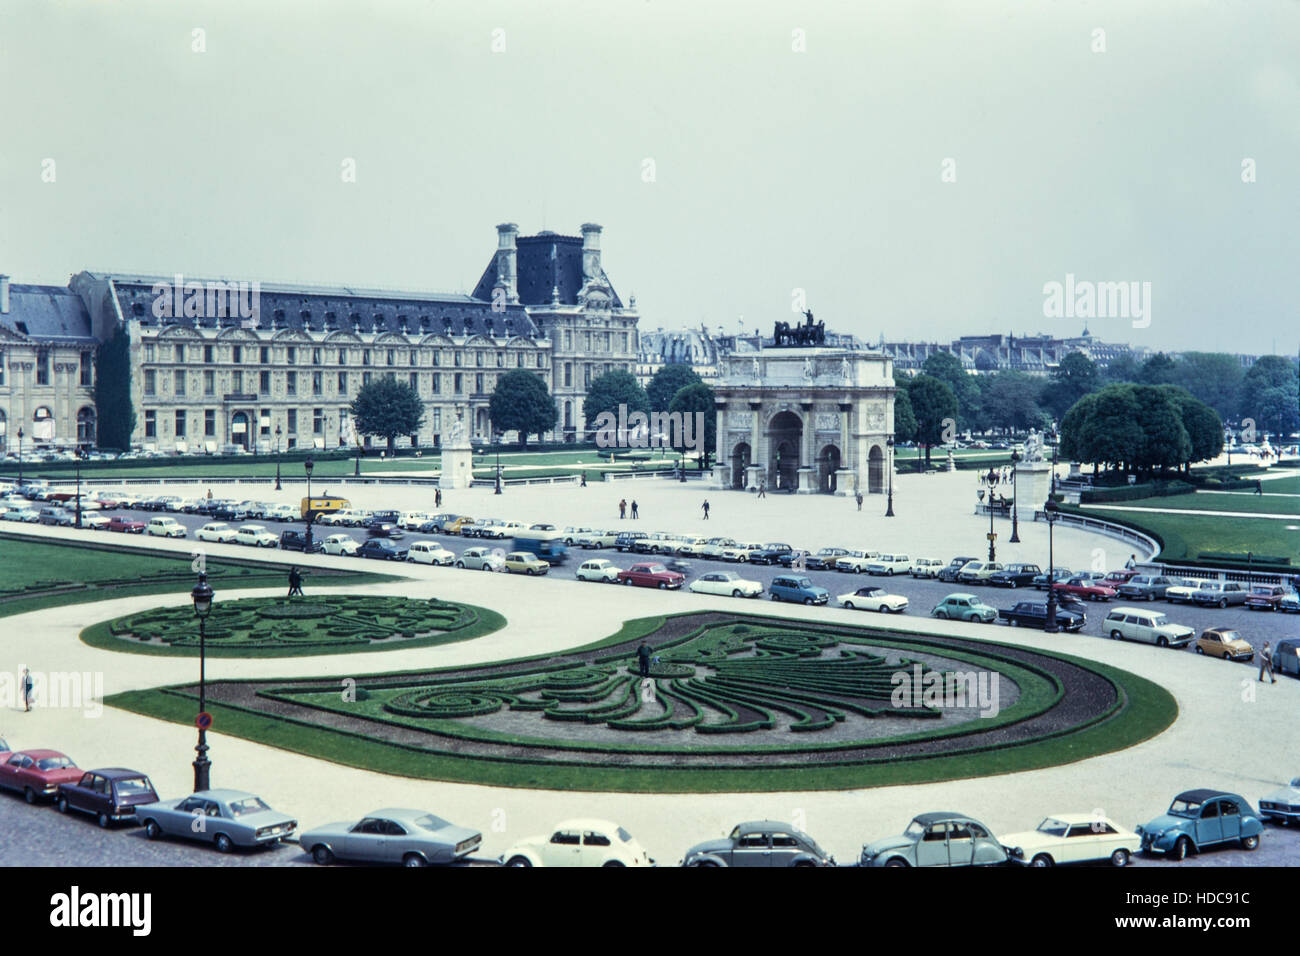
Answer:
[
  {"left": 37, "top": 756, "right": 74, "bottom": 771},
  {"left": 1168, "top": 798, "right": 1203, "bottom": 817},
  {"left": 115, "top": 777, "right": 153, "bottom": 797},
  {"left": 1037, "top": 818, "right": 1069, "bottom": 837},
  {"left": 857, "top": 588, "right": 881, "bottom": 596},
  {"left": 1214, "top": 630, "right": 1240, "bottom": 642},
  {"left": 617, "top": 827, "right": 633, "bottom": 843},
  {"left": 904, "top": 820, "right": 928, "bottom": 838},
  {"left": 228, "top": 797, "right": 271, "bottom": 816},
  {"left": 414, "top": 814, "right": 450, "bottom": 831},
  {"left": 1150, "top": 614, "right": 1168, "bottom": 626}
]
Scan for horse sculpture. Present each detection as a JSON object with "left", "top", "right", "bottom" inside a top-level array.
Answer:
[{"left": 773, "top": 311, "right": 826, "bottom": 347}]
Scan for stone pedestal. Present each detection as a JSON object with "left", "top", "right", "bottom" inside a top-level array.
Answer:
[
  {"left": 796, "top": 466, "right": 816, "bottom": 494},
  {"left": 1015, "top": 461, "right": 1053, "bottom": 512},
  {"left": 711, "top": 464, "right": 730, "bottom": 489},
  {"left": 745, "top": 465, "right": 765, "bottom": 491},
  {"left": 439, "top": 443, "right": 474, "bottom": 490},
  {"left": 833, "top": 468, "right": 854, "bottom": 496}
]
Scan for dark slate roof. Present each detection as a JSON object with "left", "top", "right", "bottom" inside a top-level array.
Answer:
[
  {"left": 0, "top": 284, "right": 96, "bottom": 343},
  {"left": 95, "top": 274, "right": 538, "bottom": 339},
  {"left": 471, "top": 232, "right": 623, "bottom": 308}
]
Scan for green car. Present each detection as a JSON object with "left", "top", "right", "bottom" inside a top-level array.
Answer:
[{"left": 931, "top": 593, "right": 997, "bottom": 623}]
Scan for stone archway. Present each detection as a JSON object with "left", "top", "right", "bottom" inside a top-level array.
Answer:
[
  {"left": 76, "top": 407, "right": 96, "bottom": 448},
  {"left": 868, "top": 444, "right": 884, "bottom": 493},
  {"left": 768, "top": 410, "right": 802, "bottom": 491},
  {"left": 231, "top": 411, "right": 250, "bottom": 450},
  {"left": 731, "top": 441, "right": 751, "bottom": 489},
  {"left": 818, "top": 444, "right": 841, "bottom": 494}
]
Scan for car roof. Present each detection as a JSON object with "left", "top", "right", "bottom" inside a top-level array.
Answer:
[
  {"left": 17, "top": 749, "right": 69, "bottom": 759},
  {"left": 364, "top": 807, "right": 440, "bottom": 822},
  {"left": 1039, "top": 812, "right": 1113, "bottom": 825},
  {"left": 912, "top": 811, "right": 972, "bottom": 825},
  {"left": 552, "top": 818, "right": 623, "bottom": 832},
  {"left": 88, "top": 767, "right": 151, "bottom": 779},
  {"left": 1174, "top": 788, "right": 1233, "bottom": 803},
  {"left": 734, "top": 819, "right": 805, "bottom": 834},
  {"left": 194, "top": 788, "right": 257, "bottom": 801}
]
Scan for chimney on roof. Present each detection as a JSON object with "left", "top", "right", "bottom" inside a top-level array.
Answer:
[
  {"left": 0, "top": 275, "right": 9, "bottom": 314},
  {"left": 494, "top": 223, "right": 520, "bottom": 305},
  {"left": 581, "top": 223, "right": 603, "bottom": 281}
]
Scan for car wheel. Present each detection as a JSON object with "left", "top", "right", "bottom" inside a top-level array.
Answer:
[
  {"left": 1195, "top": 646, "right": 1204, "bottom": 654},
  {"left": 482, "top": 564, "right": 491, "bottom": 572},
  {"left": 732, "top": 589, "right": 743, "bottom": 598},
  {"left": 97, "top": 812, "right": 111, "bottom": 829},
  {"left": 1030, "top": 854, "right": 1054, "bottom": 868},
  {"left": 1172, "top": 836, "right": 1191, "bottom": 861},
  {"left": 506, "top": 855, "right": 532, "bottom": 868},
  {"left": 403, "top": 853, "right": 427, "bottom": 868},
  {"left": 601, "top": 860, "right": 625, "bottom": 867},
  {"left": 624, "top": 578, "right": 633, "bottom": 586},
  {"left": 884, "top": 858, "right": 908, "bottom": 868},
  {"left": 877, "top": 605, "right": 890, "bottom": 613},
  {"left": 1110, "top": 848, "right": 1130, "bottom": 867},
  {"left": 843, "top": 601, "right": 855, "bottom": 610},
  {"left": 886, "top": 569, "right": 893, "bottom": 576},
  {"left": 659, "top": 581, "right": 668, "bottom": 589},
  {"left": 771, "top": 593, "right": 780, "bottom": 601},
  {"left": 214, "top": 833, "right": 234, "bottom": 853},
  {"left": 1218, "top": 599, "right": 1227, "bottom": 609},
  {"left": 1109, "top": 629, "right": 1122, "bottom": 640},
  {"left": 804, "top": 597, "right": 814, "bottom": 605},
  {"left": 455, "top": 561, "right": 464, "bottom": 568},
  {"left": 1157, "top": 636, "right": 1169, "bottom": 647},
  {"left": 144, "top": 820, "right": 162, "bottom": 840},
  {"left": 934, "top": 611, "right": 947, "bottom": 619},
  {"left": 690, "top": 859, "right": 720, "bottom": 867},
  {"left": 24, "top": 787, "right": 36, "bottom": 804},
  {"left": 312, "top": 845, "right": 335, "bottom": 865},
  {"left": 1241, "top": 834, "right": 1260, "bottom": 851}
]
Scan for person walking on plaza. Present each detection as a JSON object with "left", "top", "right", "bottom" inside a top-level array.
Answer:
[
  {"left": 288, "top": 566, "right": 304, "bottom": 597},
  {"left": 22, "top": 667, "right": 34, "bottom": 712},
  {"left": 1256, "top": 480, "right": 1263, "bottom": 495},
  {"left": 630, "top": 500, "right": 639, "bottom": 519},
  {"left": 701, "top": 499, "right": 710, "bottom": 520},
  {"left": 1259, "top": 642, "right": 1277, "bottom": 683},
  {"left": 580, "top": 473, "right": 587, "bottom": 487},
  {"left": 637, "top": 641, "right": 652, "bottom": 678},
  {"left": 619, "top": 498, "right": 627, "bottom": 519},
  {"left": 855, "top": 491, "right": 863, "bottom": 511},
  {"left": 435, "top": 488, "right": 442, "bottom": 508},
  {"left": 757, "top": 479, "right": 766, "bottom": 499}
]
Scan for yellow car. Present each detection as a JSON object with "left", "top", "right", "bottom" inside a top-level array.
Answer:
[
  {"left": 443, "top": 516, "right": 477, "bottom": 535},
  {"left": 504, "top": 552, "right": 550, "bottom": 575},
  {"left": 1194, "top": 627, "right": 1254, "bottom": 662}
]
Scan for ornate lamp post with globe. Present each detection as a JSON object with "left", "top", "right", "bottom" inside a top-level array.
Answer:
[
  {"left": 1009, "top": 449, "right": 1021, "bottom": 544},
  {"left": 980, "top": 466, "right": 1000, "bottom": 562},
  {"left": 274, "top": 424, "right": 283, "bottom": 491},
  {"left": 885, "top": 436, "right": 896, "bottom": 517},
  {"left": 1043, "top": 498, "right": 1060, "bottom": 633},
  {"left": 191, "top": 573, "right": 215, "bottom": 791},
  {"left": 303, "top": 457, "right": 315, "bottom": 551}
]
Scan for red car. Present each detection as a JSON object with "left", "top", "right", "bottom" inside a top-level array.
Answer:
[
  {"left": 1052, "top": 577, "right": 1118, "bottom": 601},
  {"left": 1245, "top": 585, "right": 1287, "bottom": 611},
  {"left": 616, "top": 562, "right": 686, "bottom": 590},
  {"left": 93, "top": 497, "right": 122, "bottom": 510},
  {"left": 0, "top": 749, "right": 83, "bottom": 803},
  {"left": 108, "top": 516, "right": 146, "bottom": 533},
  {"left": 1102, "top": 569, "right": 1140, "bottom": 588}
]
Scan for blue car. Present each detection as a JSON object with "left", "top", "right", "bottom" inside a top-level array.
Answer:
[
  {"left": 1136, "top": 789, "right": 1263, "bottom": 860},
  {"left": 768, "top": 575, "right": 829, "bottom": 605}
]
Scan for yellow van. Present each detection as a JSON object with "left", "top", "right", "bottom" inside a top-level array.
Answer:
[{"left": 301, "top": 496, "right": 350, "bottom": 520}]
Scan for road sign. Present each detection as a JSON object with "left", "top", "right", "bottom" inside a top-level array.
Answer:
[{"left": 196, "top": 711, "right": 213, "bottom": 731}]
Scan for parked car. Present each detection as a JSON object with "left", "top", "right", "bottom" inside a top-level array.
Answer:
[
  {"left": 613, "top": 531, "right": 648, "bottom": 552},
  {"left": 1281, "top": 593, "right": 1300, "bottom": 615},
  {"left": 1244, "top": 585, "right": 1288, "bottom": 611},
  {"left": 234, "top": 524, "right": 279, "bottom": 548},
  {"left": 456, "top": 547, "right": 504, "bottom": 572},
  {"left": 366, "top": 522, "right": 406, "bottom": 540},
  {"left": 210, "top": 502, "right": 249, "bottom": 521},
  {"left": 1053, "top": 577, "right": 1117, "bottom": 601},
  {"left": 956, "top": 561, "right": 1005, "bottom": 584},
  {"left": 1101, "top": 569, "right": 1141, "bottom": 588},
  {"left": 999, "top": 600, "right": 1085, "bottom": 632},
  {"left": 752, "top": 543, "right": 795, "bottom": 565},
  {"left": 300, "top": 808, "right": 482, "bottom": 867},
  {"left": 1258, "top": 777, "right": 1300, "bottom": 826},
  {"left": 838, "top": 586, "right": 908, "bottom": 613},
  {"left": 989, "top": 564, "right": 1042, "bottom": 588},
  {"left": 357, "top": 539, "right": 408, "bottom": 561},
  {"left": 1164, "top": 579, "right": 1212, "bottom": 604},
  {"left": 38, "top": 506, "right": 71, "bottom": 526},
  {"left": 279, "top": 530, "right": 324, "bottom": 553},
  {"left": 937, "top": 557, "right": 979, "bottom": 583},
  {"left": 500, "top": 819, "right": 654, "bottom": 867},
  {"left": 441, "top": 516, "right": 477, "bottom": 536},
  {"left": 1102, "top": 607, "right": 1195, "bottom": 648},
  {"left": 861, "top": 813, "right": 1007, "bottom": 867},
  {"left": 617, "top": 563, "right": 685, "bottom": 590},
  {"left": 504, "top": 551, "right": 550, "bottom": 575},
  {"left": 1136, "top": 790, "right": 1263, "bottom": 859},
  {"left": 689, "top": 571, "right": 763, "bottom": 598},
  {"left": 791, "top": 547, "right": 850, "bottom": 571},
  {"left": 560, "top": 527, "right": 597, "bottom": 547},
  {"left": 931, "top": 593, "right": 997, "bottom": 623},
  {"left": 865, "top": 554, "right": 913, "bottom": 576},
  {"left": 322, "top": 533, "right": 359, "bottom": 556},
  {"left": 834, "top": 550, "right": 880, "bottom": 573},
  {"left": 1116, "top": 574, "right": 1181, "bottom": 601},
  {"left": 576, "top": 530, "right": 618, "bottom": 549},
  {"left": 1192, "top": 582, "right": 1250, "bottom": 608},
  {"left": 909, "top": 558, "right": 945, "bottom": 579},
  {"left": 55, "top": 769, "right": 159, "bottom": 828},
  {"left": 681, "top": 821, "right": 834, "bottom": 867},
  {"left": 3, "top": 506, "right": 40, "bottom": 523},
  {"left": 1194, "top": 628, "right": 1254, "bottom": 661},
  {"left": 146, "top": 516, "right": 187, "bottom": 538},
  {"left": 108, "top": 516, "right": 146, "bottom": 534},
  {"left": 407, "top": 541, "right": 455, "bottom": 565},
  {"left": 196, "top": 522, "right": 238, "bottom": 544},
  {"left": 769, "top": 575, "right": 829, "bottom": 605},
  {"left": 630, "top": 532, "right": 680, "bottom": 555},
  {"left": 576, "top": 559, "right": 621, "bottom": 583},
  {"left": 263, "top": 503, "right": 299, "bottom": 522},
  {"left": 1001, "top": 814, "right": 1140, "bottom": 868},
  {"left": 136, "top": 789, "right": 297, "bottom": 853},
  {"left": 80, "top": 513, "right": 111, "bottom": 530},
  {"left": 0, "top": 750, "right": 82, "bottom": 803},
  {"left": 721, "top": 541, "right": 764, "bottom": 563},
  {"left": 1277, "top": 639, "right": 1300, "bottom": 677},
  {"left": 1032, "top": 568, "right": 1074, "bottom": 590},
  {"left": 400, "top": 512, "right": 434, "bottom": 531}
]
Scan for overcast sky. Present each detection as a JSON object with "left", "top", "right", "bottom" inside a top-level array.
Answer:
[{"left": 2, "top": 0, "right": 1297, "bottom": 355}]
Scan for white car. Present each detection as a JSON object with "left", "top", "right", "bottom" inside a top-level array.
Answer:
[
  {"left": 234, "top": 524, "right": 279, "bottom": 548},
  {"left": 1000, "top": 814, "right": 1140, "bottom": 868},
  {"left": 146, "top": 516, "right": 187, "bottom": 538},
  {"left": 4, "top": 506, "right": 40, "bottom": 523},
  {"left": 1164, "top": 579, "right": 1211, "bottom": 604},
  {"left": 720, "top": 542, "right": 763, "bottom": 563},
  {"left": 322, "top": 533, "right": 359, "bottom": 556},
  {"left": 689, "top": 571, "right": 763, "bottom": 598},
  {"left": 80, "top": 513, "right": 111, "bottom": 530},
  {"left": 500, "top": 819, "right": 654, "bottom": 868},
  {"left": 401, "top": 512, "right": 433, "bottom": 531},
  {"left": 835, "top": 551, "right": 880, "bottom": 573},
  {"left": 910, "top": 558, "right": 945, "bottom": 579},
  {"left": 576, "top": 559, "right": 621, "bottom": 583},
  {"left": 864, "top": 554, "right": 912, "bottom": 576},
  {"left": 694, "top": 537, "right": 738, "bottom": 558},
  {"left": 675, "top": 535, "right": 711, "bottom": 557},
  {"left": 560, "top": 527, "right": 597, "bottom": 546},
  {"left": 407, "top": 541, "right": 455, "bottom": 565},
  {"left": 196, "top": 522, "right": 238, "bottom": 544},
  {"left": 1102, "top": 607, "right": 1195, "bottom": 647},
  {"left": 264, "top": 503, "right": 299, "bottom": 522},
  {"left": 576, "top": 530, "right": 618, "bottom": 549},
  {"left": 838, "top": 585, "right": 908, "bottom": 613},
  {"left": 319, "top": 509, "right": 363, "bottom": 527},
  {"left": 456, "top": 547, "right": 505, "bottom": 572}
]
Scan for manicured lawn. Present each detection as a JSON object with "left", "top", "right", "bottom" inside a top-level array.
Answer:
[
  {"left": 1106, "top": 492, "right": 1300, "bottom": 517},
  {"left": 1081, "top": 507, "right": 1299, "bottom": 566}
]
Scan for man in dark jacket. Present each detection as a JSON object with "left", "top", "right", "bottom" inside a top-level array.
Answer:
[
  {"left": 637, "top": 642, "right": 652, "bottom": 678},
  {"left": 288, "top": 566, "right": 304, "bottom": 597}
]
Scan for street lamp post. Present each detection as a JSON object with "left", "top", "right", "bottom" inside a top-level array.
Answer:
[
  {"left": 1009, "top": 449, "right": 1021, "bottom": 543},
  {"left": 1043, "top": 499, "right": 1060, "bottom": 633},
  {"left": 983, "top": 466, "right": 999, "bottom": 562},
  {"left": 74, "top": 451, "right": 82, "bottom": 529},
  {"left": 885, "top": 437, "right": 895, "bottom": 517},
  {"left": 494, "top": 443, "right": 502, "bottom": 495},
  {"left": 191, "top": 573, "right": 215, "bottom": 791},
  {"left": 274, "top": 424, "right": 283, "bottom": 491},
  {"left": 304, "top": 457, "right": 315, "bottom": 551},
  {"left": 16, "top": 426, "right": 23, "bottom": 485},
  {"left": 354, "top": 438, "right": 362, "bottom": 477}
]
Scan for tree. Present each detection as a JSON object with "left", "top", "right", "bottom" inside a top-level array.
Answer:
[
  {"left": 489, "top": 370, "right": 557, "bottom": 448},
  {"left": 1040, "top": 352, "right": 1099, "bottom": 420},
  {"left": 668, "top": 382, "right": 717, "bottom": 469},
  {"left": 350, "top": 377, "right": 425, "bottom": 454},
  {"left": 1159, "top": 385, "right": 1223, "bottom": 472},
  {"left": 1173, "top": 352, "right": 1242, "bottom": 422},
  {"left": 907, "top": 375, "right": 958, "bottom": 467},
  {"left": 583, "top": 369, "right": 649, "bottom": 439},
  {"left": 1240, "top": 355, "right": 1300, "bottom": 437},
  {"left": 1102, "top": 353, "right": 1141, "bottom": 384},
  {"left": 646, "top": 363, "right": 703, "bottom": 413},
  {"left": 980, "top": 371, "right": 1046, "bottom": 433},
  {"left": 1138, "top": 353, "right": 1180, "bottom": 386},
  {"left": 1131, "top": 385, "right": 1191, "bottom": 475},
  {"left": 93, "top": 325, "right": 135, "bottom": 451},
  {"left": 892, "top": 382, "right": 918, "bottom": 443},
  {"left": 922, "top": 352, "right": 978, "bottom": 428}
]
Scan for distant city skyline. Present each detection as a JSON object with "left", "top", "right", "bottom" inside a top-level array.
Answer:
[{"left": 2, "top": 0, "right": 1297, "bottom": 355}]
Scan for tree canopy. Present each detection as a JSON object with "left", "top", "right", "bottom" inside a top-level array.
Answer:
[
  {"left": 1059, "top": 382, "right": 1222, "bottom": 475},
  {"left": 668, "top": 382, "right": 717, "bottom": 468},
  {"left": 489, "top": 370, "right": 557, "bottom": 447},
  {"left": 646, "top": 363, "right": 703, "bottom": 412},
  {"left": 350, "top": 377, "right": 425, "bottom": 453},
  {"left": 583, "top": 368, "right": 649, "bottom": 429},
  {"left": 907, "top": 375, "right": 958, "bottom": 466}
]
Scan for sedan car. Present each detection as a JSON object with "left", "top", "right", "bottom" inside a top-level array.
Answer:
[
  {"left": 2, "top": 506, "right": 40, "bottom": 523},
  {"left": 500, "top": 819, "right": 654, "bottom": 867},
  {"left": 196, "top": 522, "right": 238, "bottom": 544},
  {"left": 865, "top": 554, "right": 913, "bottom": 576},
  {"left": 689, "top": 571, "right": 763, "bottom": 599},
  {"left": 0, "top": 750, "right": 83, "bottom": 803},
  {"left": 988, "top": 564, "right": 1042, "bottom": 588},
  {"left": 861, "top": 813, "right": 1007, "bottom": 867},
  {"left": 576, "top": 559, "right": 621, "bottom": 583},
  {"left": 1136, "top": 790, "right": 1263, "bottom": 859},
  {"left": 1164, "top": 579, "right": 1212, "bottom": 604},
  {"left": 1258, "top": 777, "right": 1300, "bottom": 826},
  {"left": 504, "top": 552, "right": 550, "bottom": 575},
  {"left": 617, "top": 563, "right": 685, "bottom": 590},
  {"left": 107, "top": 516, "right": 146, "bottom": 533},
  {"left": 931, "top": 594, "right": 997, "bottom": 623},
  {"left": 1116, "top": 574, "right": 1181, "bottom": 601},
  {"left": 1001, "top": 814, "right": 1140, "bottom": 868},
  {"left": 682, "top": 821, "right": 834, "bottom": 867},
  {"left": 136, "top": 789, "right": 297, "bottom": 853},
  {"left": 300, "top": 808, "right": 482, "bottom": 867},
  {"left": 956, "top": 561, "right": 1004, "bottom": 584},
  {"left": 1053, "top": 577, "right": 1117, "bottom": 601},
  {"left": 456, "top": 546, "right": 504, "bottom": 571},
  {"left": 1244, "top": 585, "right": 1288, "bottom": 611},
  {"left": 1192, "top": 582, "right": 1250, "bottom": 608},
  {"left": 234, "top": 524, "right": 279, "bottom": 548},
  {"left": 279, "top": 530, "right": 324, "bottom": 553},
  {"left": 1194, "top": 627, "right": 1254, "bottom": 661},
  {"left": 936, "top": 557, "right": 979, "bottom": 583},
  {"left": 793, "top": 547, "right": 851, "bottom": 571},
  {"left": 79, "top": 513, "right": 111, "bottom": 530},
  {"left": 263, "top": 503, "right": 299, "bottom": 522},
  {"left": 322, "top": 533, "right": 359, "bottom": 556},
  {"left": 909, "top": 558, "right": 945, "bottom": 579},
  {"left": 55, "top": 768, "right": 159, "bottom": 828},
  {"left": 838, "top": 586, "right": 908, "bottom": 613},
  {"left": 720, "top": 541, "right": 764, "bottom": 563},
  {"left": 835, "top": 550, "right": 881, "bottom": 573},
  {"left": 998, "top": 600, "right": 1085, "bottom": 632},
  {"left": 576, "top": 530, "right": 618, "bottom": 549},
  {"left": 357, "top": 539, "right": 408, "bottom": 561}
]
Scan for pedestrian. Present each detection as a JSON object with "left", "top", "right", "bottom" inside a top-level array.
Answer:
[
  {"left": 619, "top": 498, "right": 627, "bottom": 519},
  {"left": 288, "top": 566, "right": 304, "bottom": 597},
  {"left": 1259, "top": 642, "right": 1277, "bottom": 683},
  {"left": 637, "top": 641, "right": 652, "bottom": 678},
  {"left": 580, "top": 473, "right": 587, "bottom": 487},
  {"left": 1256, "top": 480, "right": 1263, "bottom": 495},
  {"left": 206, "top": 488, "right": 213, "bottom": 500},
  {"left": 435, "top": 488, "right": 442, "bottom": 508},
  {"left": 855, "top": 492, "right": 863, "bottom": 511},
  {"left": 757, "top": 479, "right": 766, "bottom": 499},
  {"left": 701, "top": 499, "right": 710, "bottom": 520},
  {"left": 631, "top": 500, "right": 639, "bottom": 519},
  {"left": 1124, "top": 554, "right": 1136, "bottom": 570},
  {"left": 22, "top": 666, "right": 33, "bottom": 712}
]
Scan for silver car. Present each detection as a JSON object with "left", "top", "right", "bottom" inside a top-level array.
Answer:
[
  {"left": 682, "top": 821, "right": 835, "bottom": 867},
  {"left": 136, "top": 788, "right": 297, "bottom": 853},
  {"left": 300, "top": 808, "right": 483, "bottom": 867},
  {"left": 861, "top": 812, "right": 1008, "bottom": 867}
]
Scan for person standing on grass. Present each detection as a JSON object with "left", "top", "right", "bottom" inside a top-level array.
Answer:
[
  {"left": 701, "top": 499, "right": 710, "bottom": 520},
  {"left": 1259, "top": 642, "right": 1277, "bottom": 683},
  {"left": 637, "top": 641, "right": 652, "bottom": 678},
  {"left": 619, "top": 498, "right": 627, "bottom": 519},
  {"left": 1256, "top": 480, "right": 1263, "bottom": 495},
  {"left": 631, "top": 500, "right": 639, "bottom": 519}
]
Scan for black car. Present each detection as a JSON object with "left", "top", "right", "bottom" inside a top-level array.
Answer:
[
  {"left": 357, "top": 539, "right": 408, "bottom": 561},
  {"left": 989, "top": 564, "right": 1043, "bottom": 588},
  {"left": 782, "top": 547, "right": 848, "bottom": 571},
  {"left": 753, "top": 543, "right": 794, "bottom": 565},
  {"left": 614, "top": 531, "right": 647, "bottom": 552},
  {"left": 367, "top": 522, "right": 406, "bottom": 540},
  {"left": 56, "top": 768, "right": 159, "bottom": 828},
  {"left": 280, "top": 530, "right": 324, "bottom": 553},
  {"left": 211, "top": 503, "right": 249, "bottom": 521},
  {"left": 367, "top": 511, "right": 401, "bottom": 528},
  {"left": 937, "top": 557, "right": 979, "bottom": 583},
  {"left": 999, "top": 600, "right": 1085, "bottom": 631}
]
